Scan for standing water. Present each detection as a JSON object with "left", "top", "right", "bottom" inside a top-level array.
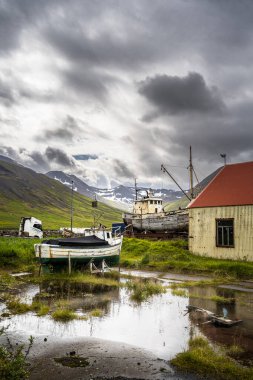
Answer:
[{"left": 0, "top": 271, "right": 253, "bottom": 362}]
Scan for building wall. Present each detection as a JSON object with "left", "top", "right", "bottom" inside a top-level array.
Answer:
[{"left": 189, "top": 205, "right": 253, "bottom": 261}]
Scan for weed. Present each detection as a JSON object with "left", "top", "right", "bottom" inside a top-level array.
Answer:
[
  {"left": 0, "top": 327, "right": 33, "bottom": 380},
  {"left": 171, "top": 288, "right": 188, "bottom": 297},
  {"left": 89, "top": 308, "right": 104, "bottom": 317},
  {"left": 171, "top": 336, "right": 253, "bottom": 380},
  {"left": 209, "top": 295, "right": 235, "bottom": 304},
  {"left": 31, "top": 301, "right": 50, "bottom": 316},
  {"left": 226, "top": 344, "right": 245, "bottom": 358},
  {"left": 126, "top": 279, "right": 166, "bottom": 302},
  {"left": 51, "top": 308, "right": 78, "bottom": 322},
  {"left": 6, "top": 299, "right": 31, "bottom": 315}
]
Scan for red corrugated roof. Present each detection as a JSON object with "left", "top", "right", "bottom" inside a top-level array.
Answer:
[{"left": 188, "top": 161, "right": 253, "bottom": 208}]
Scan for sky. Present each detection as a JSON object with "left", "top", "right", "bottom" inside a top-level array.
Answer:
[{"left": 0, "top": 0, "right": 253, "bottom": 189}]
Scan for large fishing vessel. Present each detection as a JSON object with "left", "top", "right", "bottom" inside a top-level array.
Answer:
[
  {"left": 123, "top": 190, "right": 188, "bottom": 232},
  {"left": 123, "top": 147, "right": 199, "bottom": 233}
]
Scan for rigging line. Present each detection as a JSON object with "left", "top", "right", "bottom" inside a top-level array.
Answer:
[
  {"left": 193, "top": 167, "right": 200, "bottom": 184},
  {"left": 161, "top": 164, "right": 191, "bottom": 201},
  {"left": 162, "top": 164, "right": 188, "bottom": 169}
]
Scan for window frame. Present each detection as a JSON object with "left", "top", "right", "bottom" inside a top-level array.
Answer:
[{"left": 216, "top": 218, "right": 234, "bottom": 248}]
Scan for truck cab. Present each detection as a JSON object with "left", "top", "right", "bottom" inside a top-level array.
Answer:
[{"left": 19, "top": 217, "right": 43, "bottom": 238}]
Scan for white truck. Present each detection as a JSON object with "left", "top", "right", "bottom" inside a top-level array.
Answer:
[{"left": 19, "top": 217, "right": 43, "bottom": 238}]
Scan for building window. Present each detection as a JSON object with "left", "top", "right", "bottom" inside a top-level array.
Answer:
[
  {"left": 150, "top": 200, "right": 153, "bottom": 204},
  {"left": 216, "top": 219, "right": 234, "bottom": 247}
]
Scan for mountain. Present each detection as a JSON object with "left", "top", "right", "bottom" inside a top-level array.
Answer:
[
  {"left": 46, "top": 171, "right": 184, "bottom": 210},
  {"left": 0, "top": 158, "right": 121, "bottom": 229}
]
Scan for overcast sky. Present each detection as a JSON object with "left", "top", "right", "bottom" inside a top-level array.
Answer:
[{"left": 0, "top": 0, "right": 253, "bottom": 189}]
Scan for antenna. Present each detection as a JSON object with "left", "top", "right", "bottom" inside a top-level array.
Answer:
[{"left": 220, "top": 153, "right": 226, "bottom": 166}]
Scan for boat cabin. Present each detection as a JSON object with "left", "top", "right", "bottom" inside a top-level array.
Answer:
[{"left": 133, "top": 193, "right": 163, "bottom": 215}]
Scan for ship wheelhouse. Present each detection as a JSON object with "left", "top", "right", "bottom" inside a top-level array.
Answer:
[{"left": 133, "top": 195, "right": 164, "bottom": 215}]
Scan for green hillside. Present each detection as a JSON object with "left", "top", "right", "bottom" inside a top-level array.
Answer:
[{"left": 0, "top": 160, "right": 122, "bottom": 229}]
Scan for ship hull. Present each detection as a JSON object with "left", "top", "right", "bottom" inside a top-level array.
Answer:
[
  {"left": 34, "top": 239, "right": 122, "bottom": 266},
  {"left": 123, "top": 211, "right": 188, "bottom": 232}
]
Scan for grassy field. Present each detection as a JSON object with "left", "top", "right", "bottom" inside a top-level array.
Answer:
[
  {"left": 1, "top": 236, "right": 253, "bottom": 279},
  {"left": 121, "top": 238, "right": 253, "bottom": 279}
]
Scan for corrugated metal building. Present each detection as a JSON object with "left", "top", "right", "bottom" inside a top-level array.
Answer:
[{"left": 188, "top": 161, "right": 253, "bottom": 261}]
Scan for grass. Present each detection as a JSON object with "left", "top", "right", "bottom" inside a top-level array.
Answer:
[
  {"left": 32, "top": 272, "right": 121, "bottom": 288},
  {"left": 121, "top": 238, "right": 253, "bottom": 279},
  {"left": 6, "top": 298, "right": 50, "bottom": 316},
  {"left": 171, "top": 288, "right": 188, "bottom": 297},
  {"left": 0, "top": 193, "right": 121, "bottom": 230},
  {"left": 126, "top": 279, "right": 166, "bottom": 302},
  {"left": 0, "top": 237, "right": 39, "bottom": 269},
  {"left": 6, "top": 299, "right": 31, "bottom": 314},
  {"left": 51, "top": 308, "right": 78, "bottom": 322},
  {"left": 171, "top": 336, "right": 253, "bottom": 380},
  {"left": 209, "top": 295, "right": 235, "bottom": 304},
  {"left": 89, "top": 308, "right": 104, "bottom": 317}
]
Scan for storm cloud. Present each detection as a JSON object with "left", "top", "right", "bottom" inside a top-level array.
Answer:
[
  {"left": 1, "top": 1, "right": 253, "bottom": 188},
  {"left": 45, "top": 147, "right": 75, "bottom": 167},
  {"left": 138, "top": 72, "right": 225, "bottom": 120},
  {"left": 42, "top": 116, "right": 82, "bottom": 142}
]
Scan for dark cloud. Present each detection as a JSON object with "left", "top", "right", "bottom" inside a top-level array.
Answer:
[
  {"left": 138, "top": 72, "right": 225, "bottom": 120},
  {"left": 45, "top": 147, "right": 75, "bottom": 167},
  {"left": 42, "top": 115, "right": 81, "bottom": 141},
  {"left": 0, "top": 78, "right": 16, "bottom": 106},
  {"left": 28, "top": 151, "right": 50, "bottom": 172},
  {"left": 113, "top": 159, "right": 132, "bottom": 178},
  {"left": 0, "top": 146, "right": 19, "bottom": 160},
  {"left": 62, "top": 69, "right": 109, "bottom": 103}
]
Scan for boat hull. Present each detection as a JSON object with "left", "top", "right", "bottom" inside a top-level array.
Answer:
[
  {"left": 34, "top": 241, "right": 122, "bottom": 266},
  {"left": 123, "top": 211, "right": 188, "bottom": 232}
]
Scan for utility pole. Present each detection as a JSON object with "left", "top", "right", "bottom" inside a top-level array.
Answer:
[
  {"left": 189, "top": 146, "right": 194, "bottom": 199},
  {"left": 70, "top": 180, "right": 74, "bottom": 232}
]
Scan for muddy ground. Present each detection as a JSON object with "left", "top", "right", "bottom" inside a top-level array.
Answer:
[{"left": 0, "top": 333, "right": 190, "bottom": 380}]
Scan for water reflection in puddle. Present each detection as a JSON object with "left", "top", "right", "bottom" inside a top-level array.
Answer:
[{"left": 1, "top": 274, "right": 253, "bottom": 361}]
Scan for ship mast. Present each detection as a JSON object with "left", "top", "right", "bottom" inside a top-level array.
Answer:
[
  {"left": 161, "top": 146, "right": 198, "bottom": 201},
  {"left": 189, "top": 146, "right": 194, "bottom": 199},
  {"left": 135, "top": 178, "right": 138, "bottom": 200}
]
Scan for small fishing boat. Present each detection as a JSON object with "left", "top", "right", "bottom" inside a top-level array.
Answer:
[
  {"left": 34, "top": 228, "right": 123, "bottom": 268},
  {"left": 186, "top": 305, "right": 243, "bottom": 328},
  {"left": 211, "top": 315, "right": 243, "bottom": 327}
]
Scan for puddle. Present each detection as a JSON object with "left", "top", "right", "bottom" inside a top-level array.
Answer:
[{"left": 0, "top": 272, "right": 253, "bottom": 362}]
